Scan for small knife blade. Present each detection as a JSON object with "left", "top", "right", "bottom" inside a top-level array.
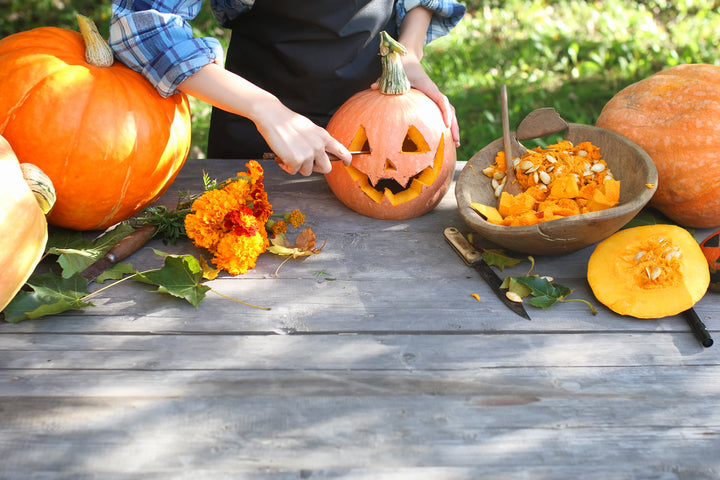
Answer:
[
  {"left": 80, "top": 224, "right": 158, "bottom": 282},
  {"left": 262, "top": 150, "right": 370, "bottom": 162},
  {"left": 444, "top": 226, "right": 531, "bottom": 320}
]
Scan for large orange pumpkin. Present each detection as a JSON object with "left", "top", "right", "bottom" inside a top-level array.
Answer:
[
  {"left": 0, "top": 15, "right": 191, "bottom": 231},
  {"left": 596, "top": 64, "right": 720, "bottom": 228},
  {"left": 0, "top": 135, "right": 54, "bottom": 312},
  {"left": 325, "top": 32, "right": 456, "bottom": 220}
]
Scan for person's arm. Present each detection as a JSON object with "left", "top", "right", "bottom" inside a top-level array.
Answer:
[
  {"left": 178, "top": 64, "right": 351, "bottom": 175},
  {"left": 110, "top": 0, "right": 351, "bottom": 175},
  {"left": 387, "top": 1, "right": 466, "bottom": 147}
]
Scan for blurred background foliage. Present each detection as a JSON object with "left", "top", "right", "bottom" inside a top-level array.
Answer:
[{"left": 2, "top": 0, "right": 719, "bottom": 160}]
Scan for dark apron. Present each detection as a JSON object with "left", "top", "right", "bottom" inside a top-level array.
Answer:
[{"left": 207, "top": 0, "right": 397, "bottom": 159}]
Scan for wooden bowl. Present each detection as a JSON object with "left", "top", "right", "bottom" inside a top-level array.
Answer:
[{"left": 455, "top": 123, "right": 658, "bottom": 255}]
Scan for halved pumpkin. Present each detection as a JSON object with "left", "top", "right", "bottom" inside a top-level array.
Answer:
[{"left": 587, "top": 224, "right": 709, "bottom": 318}]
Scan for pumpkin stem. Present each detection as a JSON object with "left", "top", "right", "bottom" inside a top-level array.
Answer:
[
  {"left": 378, "top": 31, "right": 410, "bottom": 95},
  {"left": 20, "top": 163, "right": 56, "bottom": 215},
  {"left": 76, "top": 13, "right": 114, "bottom": 67}
]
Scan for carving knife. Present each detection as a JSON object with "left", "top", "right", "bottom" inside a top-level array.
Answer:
[
  {"left": 80, "top": 224, "right": 158, "bottom": 282},
  {"left": 262, "top": 150, "right": 370, "bottom": 162},
  {"left": 444, "top": 226, "right": 531, "bottom": 320}
]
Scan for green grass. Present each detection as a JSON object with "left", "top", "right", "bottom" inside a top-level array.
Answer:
[
  {"left": 425, "top": 0, "right": 720, "bottom": 161},
  {"left": 4, "top": 0, "right": 720, "bottom": 161}
]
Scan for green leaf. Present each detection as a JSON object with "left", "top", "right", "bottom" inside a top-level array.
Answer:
[
  {"left": 95, "top": 263, "right": 136, "bottom": 284},
  {"left": 47, "top": 224, "right": 136, "bottom": 277},
  {"left": 500, "top": 276, "right": 533, "bottom": 298},
  {"left": 482, "top": 249, "right": 525, "bottom": 271},
  {"left": 134, "top": 250, "right": 210, "bottom": 307},
  {"left": 2, "top": 272, "right": 93, "bottom": 323}
]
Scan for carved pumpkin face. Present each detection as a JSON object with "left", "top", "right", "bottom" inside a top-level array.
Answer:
[{"left": 325, "top": 88, "right": 456, "bottom": 220}]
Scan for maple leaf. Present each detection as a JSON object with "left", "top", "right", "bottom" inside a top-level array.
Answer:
[
  {"left": 46, "top": 224, "right": 136, "bottom": 277},
  {"left": 133, "top": 250, "right": 211, "bottom": 307},
  {"left": 2, "top": 272, "right": 93, "bottom": 323},
  {"left": 268, "top": 227, "right": 326, "bottom": 258}
]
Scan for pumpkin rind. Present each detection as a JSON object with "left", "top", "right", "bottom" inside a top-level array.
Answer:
[
  {"left": 587, "top": 224, "right": 710, "bottom": 318},
  {"left": 596, "top": 64, "right": 720, "bottom": 228},
  {"left": 0, "top": 26, "right": 191, "bottom": 231},
  {"left": 700, "top": 229, "right": 720, "bottom": 292},
  {"left": 0, "top": 136, "right": 49, "bottom": 312}
]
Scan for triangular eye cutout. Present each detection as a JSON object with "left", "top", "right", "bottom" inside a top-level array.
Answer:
[
  {"left": 384, "top": 159, "right": 397, "bottom": 171},
  {"left": 401, "top": 125, "right": 430, "bottom": 153},
  {"left": 350, "top": 126, "right": 371, "bottom": 152}
]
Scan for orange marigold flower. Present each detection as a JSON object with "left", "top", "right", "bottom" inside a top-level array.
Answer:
[
  {"left": 184, "top": 161, "right": 273, "bottom": 275},
  {"left": 272, "top": 220, "right": 287, "bottom": 235},
  {"left": 212, "top": 230, "right": 268, "bottom": 275},
  {"left": 286, "top": 209, "right": 305, "bottom": 228}
]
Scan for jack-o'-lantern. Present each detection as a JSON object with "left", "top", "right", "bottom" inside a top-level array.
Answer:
[{"left": 325, "top": 32, "right": 456, "bottom": 220}]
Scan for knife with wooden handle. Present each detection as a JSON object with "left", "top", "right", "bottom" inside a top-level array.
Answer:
[
  {"left": 444, "top": 227, "right": 531, "bottom": 320},
  {"left": 80, "top": 224, "right": 158, "bottom": 282}
]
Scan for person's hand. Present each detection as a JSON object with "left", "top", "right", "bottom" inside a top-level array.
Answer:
[
  {"left": 371, "top": 52, "right": 460, "bottom": 148},
  {"left": 253, "top": 99, "right": 352, "bottom": 176}
]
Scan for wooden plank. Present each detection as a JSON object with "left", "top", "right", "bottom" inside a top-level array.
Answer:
[
  {"left": 1, "top": 333, "right": 717, "bottom": 370},
  {"left": 1, "top": 387, "right": 719, "bottom": 477}
]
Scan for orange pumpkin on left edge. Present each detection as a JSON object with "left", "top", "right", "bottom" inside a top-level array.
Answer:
[
  {"left": 0, "top": 15, "right": 191, "bottom": 231},
  {"left": 325, "top": 32, "right": 456, "bottom": 220}
]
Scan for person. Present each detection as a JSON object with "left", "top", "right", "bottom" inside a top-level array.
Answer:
[{"left": 109, "top": 0, "right": 466, "bottom": 176}]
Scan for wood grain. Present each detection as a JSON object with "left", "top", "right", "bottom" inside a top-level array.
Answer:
[{"left": 1, "top": 159, "right": 717, "bottom": 479}]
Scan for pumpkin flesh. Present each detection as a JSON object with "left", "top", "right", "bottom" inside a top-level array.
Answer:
[
  {"left": 0, "top": 136, "right": 48, "bottom": 311},
  {"left": 0, "top": 26, "right": 191, "bottom": 231},
  {"left": 587, "top": 225, "right": 709, "bottom": 318}
]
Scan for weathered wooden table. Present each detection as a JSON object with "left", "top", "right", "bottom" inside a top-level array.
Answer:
[{"left": 1, "top": 159, "right": 718, "bottom": 479}]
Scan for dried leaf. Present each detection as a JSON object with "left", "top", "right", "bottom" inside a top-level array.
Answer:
[{"left": 268, "top": 227, "right": 326, "bottom": 258}]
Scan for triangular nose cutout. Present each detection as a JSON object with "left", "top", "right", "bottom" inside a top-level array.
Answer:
[{"left": 384, "top": 159, "right": 397, "bottom": 171}]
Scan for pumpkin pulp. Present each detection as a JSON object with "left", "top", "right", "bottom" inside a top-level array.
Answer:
[{"left": 587, "top": 225, "right": 709, "bottom": 318}]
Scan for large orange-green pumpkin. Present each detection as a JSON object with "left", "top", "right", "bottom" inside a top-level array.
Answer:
[
  {"left": 0, "top": 135, "right": 54, "bottom": 312},
  {"left": 596, "top": 64, "right": 720, "bottom": 228},
  {"left": 0, "top": 16, "right": 191, "bottom": 231},
  {"left": 325, "top": 32, "right": 456, "bottom": 220}
]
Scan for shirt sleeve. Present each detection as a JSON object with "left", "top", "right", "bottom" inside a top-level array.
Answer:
[
  {"left": 109, "top": 0, "right": 227, "bottom": 97},
  {"left": 397, "top": 0, "right": 466, "bottom": 44}
]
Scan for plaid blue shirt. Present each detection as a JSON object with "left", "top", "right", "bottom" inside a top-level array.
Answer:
[{"left": 109, "top": 0, "right": 466, "bottom": 97}]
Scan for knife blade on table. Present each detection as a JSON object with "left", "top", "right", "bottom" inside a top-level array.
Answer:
[
  {"left": 80, "top": 224, "right": 158, "bottom": 282},
  {"left": 444, "top": 226, "right": 531, "bottom": 320}
]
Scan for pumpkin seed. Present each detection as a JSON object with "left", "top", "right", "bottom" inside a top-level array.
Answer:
[
  {"left": 646, "top": 266, "right": 662, "bottom": 281},
  {"left": 578, "top": 150, "right": 588, "bottom": 157},
  {"left": 545, "top": 154, "right": 557, "bottom": 164},
  {"left": 482, "top": 165, "right": 495, "bottom": 176},
  {"left": 591, "top": 163, "right": 606, "bottom": 173},
  {"left": 538, "top": 170, "right": 551, "bottom": 185},
  {"left": 634, "top": 251, "right": 646, "bottom": 262},
  {"left": 506, "top": 291, "right": 523, "bottom": 303},
  {"left": 519, "top": 160, "right": 534, "bottom": 171},
  {"left": 493, "top": 171, "right": 505, "bottom": 180}
]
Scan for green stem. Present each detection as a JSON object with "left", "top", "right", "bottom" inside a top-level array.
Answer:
[{"left": 378, "top": 31, "right": 410, "bottom": 95}]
